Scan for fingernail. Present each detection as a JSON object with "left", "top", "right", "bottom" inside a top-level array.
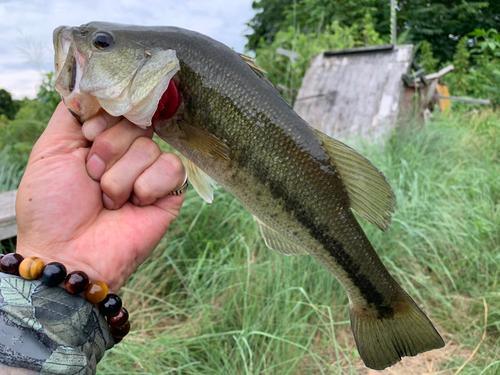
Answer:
[
  {"left": 103, "top": 193, "right": 115, "bottom": 210},
  {"left": 131, "top": 194, "right": 141, "bottom": 206},
  {"left": 87, "top": 154, "right": 106, "bottom": 180},
  {"left": 83, "top": 115, "right": 107, "bottom": 141}
]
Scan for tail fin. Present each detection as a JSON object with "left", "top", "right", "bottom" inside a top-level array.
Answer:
[{"left": 350, "top": 296, "right": 445, "bottom": 370}]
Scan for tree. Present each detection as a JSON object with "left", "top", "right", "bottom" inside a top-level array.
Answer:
[
  {"left": 0, "top": 89, "right": 20, "bottom": 120},
  {"left": 246, "top": 0, "right": 500, "bottom": 63}
]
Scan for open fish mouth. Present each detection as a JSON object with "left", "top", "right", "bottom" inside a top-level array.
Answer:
[
  {"left": 53, "top": 24, "right": 181, "bottom": 126},
  {"left": 53, "top": 26, "right": 101, "bottom": 123}
]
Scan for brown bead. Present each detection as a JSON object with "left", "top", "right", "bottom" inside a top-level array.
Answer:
[
  {"left": 65, "top": 271, "right": 89, "bottom": 294},
  {"left": 85, "top": 281, "right": 108, "bottom": 304},
  {"left": 0, "top": 253, "right": 24, "bottom": 275},
  {"left": 111, "top": 320, "right": 130, "bottom": 339},
  {"left": 113, "top": 336, "right": 123, "bottom": 344},
  {"left": 19, "top": 257, "right": 45, "bottom": 280},
  {"left": 108, "top": 307, "right": 129, "bottom": 328}
]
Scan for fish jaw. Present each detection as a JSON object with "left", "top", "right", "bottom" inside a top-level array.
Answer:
[
  {"left": 54, "top": 26, "right": 103, "bottom": 123},
  {"left": 52, "top": 23, "right": 180, "bottom": 126}
]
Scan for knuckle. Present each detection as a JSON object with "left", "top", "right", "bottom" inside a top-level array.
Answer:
[
  {"left": 100, "top": 173, "right": 122, "bottom": 198},
  {"left": 130, "top": 137, "right": 160, "bottom": 159},
  {"left": 134, "top": 177, "right": 154, "bottom": 199},
  {"left": 163, "top": 154, "right": 185, "bottom": 176},
  {"left": 93, "top": 133, "right": 120, "bottom": 161}
]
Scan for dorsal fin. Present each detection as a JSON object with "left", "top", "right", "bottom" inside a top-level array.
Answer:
[
  {"left": 239, "top": 53, "right": 267, "bottom": 78},
  {"left": 313, "top": 129, "right": 395, "bottom": 232}
]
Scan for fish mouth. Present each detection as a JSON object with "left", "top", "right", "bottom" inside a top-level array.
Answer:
[
  {"left": 54, "top": 27, "right": 81, "bottom": 97},
  {"left": 53, "top": 26, "right": 100, "bottom": 123}
]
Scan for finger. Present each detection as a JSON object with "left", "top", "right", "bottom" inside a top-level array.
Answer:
[
  {"left": 131, "top": 153, "right": 186, "bottom": 207},
  {"left": 86, "top": 118, "right": 154, "bottom": 181},
  {"left": 32, "top": 102, "right": 88, "bottom": 158},
  {"left": 82, "top": 111, "right": 122, "bottom": 141},
  {"left": 100, "top": 137, "right": 161, "bottom": 209}
]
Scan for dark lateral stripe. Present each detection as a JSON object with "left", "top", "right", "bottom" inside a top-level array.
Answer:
[
  {"left": 236, "top": 146, "right": 394, "bottom": 318},
  {"left": 179, "top": 64, "right": 393, "bottom": 317}
]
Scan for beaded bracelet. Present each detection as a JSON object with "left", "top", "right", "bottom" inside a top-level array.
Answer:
[{"left": 0, "top": 253, "right": 130, "bottom": 344}]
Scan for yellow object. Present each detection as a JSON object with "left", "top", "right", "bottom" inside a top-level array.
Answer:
[
  {"left": 436, "top": 83, "right": 451, "bottom": 113},
  {"left": 19, "top": 256, "right": 45, "bottom": 280},
  {"left": 86, "top": 281, "right": 108, "bottom": 303}
]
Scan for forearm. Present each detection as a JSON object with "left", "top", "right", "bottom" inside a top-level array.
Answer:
[{"left": 0, "top": 273, "right": 112, "bottom": 375}]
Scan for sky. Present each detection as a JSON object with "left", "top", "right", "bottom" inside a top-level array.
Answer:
[{"left": 0, "top": 0, "right": 255, "bottom": 99}]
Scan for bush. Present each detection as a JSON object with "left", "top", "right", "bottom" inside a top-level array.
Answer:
[
  {"left": 255, "top": 15, "right": 386, "bottom": 105},
  {"left": 0, "top": 73, "right": 60, "bottom": 168},
  {"left": 443, "top": 28, "right": 500, "bottom": 104}
]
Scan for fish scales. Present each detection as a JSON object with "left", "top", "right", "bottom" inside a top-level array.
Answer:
[
  {"left": 53, "top": 22, "right": 445, "bottom": 370},
  {"left": 158, "top": 30, "right": 403, "bottom": 312}
]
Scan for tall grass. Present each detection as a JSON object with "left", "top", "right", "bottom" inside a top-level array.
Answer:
[
  {"left": 98, "top": 109, "right": 497, "bottom": 374},
  {"left": 0, "top": 150, "right": 24, "bottom": 192}
]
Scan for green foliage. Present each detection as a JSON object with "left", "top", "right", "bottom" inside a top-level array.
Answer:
[
  {"left": 0, "top": 149, "right": 24, "bottom": 192},
  {"left": 454, "top": 37, "right": 471, "bottom": 76},
  {"left": 99, "top": 109, "right": 500, "bottom": 374},
  {"left": 361, "top": 13, "right": 385, "bottom": 46},
  {"left": 247, "top": 0, "right": 500, "bottom": 64},
  {"left": 417, "top": 40, "right": 439, "bottom": 73},
  {"left": 470, "top": 28, "right": 500, "bottom": 59},
  {"left": 443, "top": 28, "right": 500, "bottom": 104},
  {"left": 255, "top": 16, "right": 384, "bottom": 105},
  {"left": 0, "top": 89, "right": 21, "bottom": 120},
  {"left": 447, "top": 37, "right": 471, "bottom": 95},
  {"left": 247, "top": 0, "right": 388, "bottom": 51},
  {"left": 0, "top": 73, "right": 60, "bottom": 170},
  {"left": 35, "top": 72, "right": 61, "bottom": 120}
]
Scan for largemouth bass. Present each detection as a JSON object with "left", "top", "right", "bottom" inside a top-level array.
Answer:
[{"left": 53, "top": 22, "right": 444, "bottom": 370}]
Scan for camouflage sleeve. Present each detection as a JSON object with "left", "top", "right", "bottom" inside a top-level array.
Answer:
[{"left": 0, "top": 272, "right": 114, "bottom": 375}]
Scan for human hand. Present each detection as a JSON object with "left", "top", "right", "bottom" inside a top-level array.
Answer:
[{"left": 15, "top": 102, "right": 186, "bottom": 292}]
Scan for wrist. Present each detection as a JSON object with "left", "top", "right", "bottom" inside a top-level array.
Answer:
[
  {"left": 0, "top": 252, "right": 131, "bottom": 344},
  {"left": 15, "top": 243, "right": 126, "bottom": 293}
]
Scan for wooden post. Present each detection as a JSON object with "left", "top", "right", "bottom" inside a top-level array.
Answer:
[
  {"left": 435, "top": 95, "right": 491, "bottom": 105},
  {"left": 0, "top": 190, "right": 17, "bottom": 241},
  {"left": 391, "top": 0, "right": 397, "bottom": 46}
]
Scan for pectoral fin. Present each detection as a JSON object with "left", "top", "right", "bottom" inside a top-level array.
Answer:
[
  {"left": 255, "top": 217, "right": 308, "bottom": 255},
  {"left": 313, "top": 129, "right": 395, "bottom": 232},
  {"left": 179, "top": 122, "right": 231, "bottom": 160},
  {"left": 184, "top": 158, "right": 217, "bottom": 203}
]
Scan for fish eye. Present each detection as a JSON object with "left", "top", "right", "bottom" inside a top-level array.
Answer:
[{"left": 92, "top": 32, "right": 113, "bottom": 50}]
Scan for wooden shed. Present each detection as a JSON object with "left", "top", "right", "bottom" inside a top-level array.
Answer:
[{"left": 294, "top": 45, "right": 414, "bottom": 142}]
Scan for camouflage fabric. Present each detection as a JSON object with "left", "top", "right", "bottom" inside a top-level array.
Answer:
[{"left": 0, "top": 272, "right": 113, "bottom": 375}]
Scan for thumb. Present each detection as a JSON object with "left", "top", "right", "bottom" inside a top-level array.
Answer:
[{"left": 33, "top": 102, "right": 89, "bottom": 156}]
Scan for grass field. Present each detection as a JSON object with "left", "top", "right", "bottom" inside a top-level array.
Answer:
[
  {"left": 94, "top": 109, "right": 500, "bottom": 374},
  {"left": 1, "top": 108, "right": 499, "bottom": 374}
]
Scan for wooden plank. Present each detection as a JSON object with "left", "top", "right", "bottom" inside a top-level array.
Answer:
[
  {"left": 435, "top": 95, "right": 491, "bottom": 105},
  {"left": 405, "top": 65, "right": 455, "bottom": 87},
  {"left": 0, "top": 190, "right": 17, "bottom": 240},
  {"left": 425, "top": 65, "right": 454, "bottom": 80},
  {"left": 323, "top": 44, "right": 394, "bottom": 56}
]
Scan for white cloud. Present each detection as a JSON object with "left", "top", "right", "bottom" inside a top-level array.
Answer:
[{"left": 0, "top": 0, "right": 254, "bottom": 99}]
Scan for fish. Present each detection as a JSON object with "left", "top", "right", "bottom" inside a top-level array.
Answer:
[{"left": 53, "top": 22, "right": 445, "bottom": 370}]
